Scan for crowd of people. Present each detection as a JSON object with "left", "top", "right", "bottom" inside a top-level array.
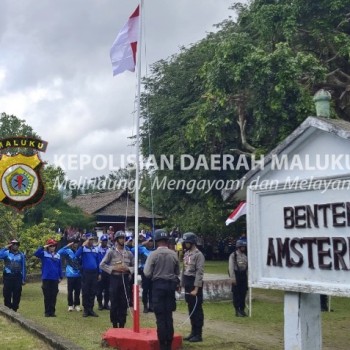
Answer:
[{"left": 0, "top": 228, "right": 208, "bottom": 350}]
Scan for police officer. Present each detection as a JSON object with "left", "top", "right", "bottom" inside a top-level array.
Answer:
[
  {"left": 144, "top": 229, "right": 180, "bottom": 350},
  {"left": 0, "top": 239, "right": 26, "bottom": 311},
  {"left": 100, "top": 231, "right": 134, "bottom": 328},
  {"left": 181, "top": 232, "right": 205, "bottom": 342},
  {"left": 228, "top": 239, "right": 248, "bottom": 317}
]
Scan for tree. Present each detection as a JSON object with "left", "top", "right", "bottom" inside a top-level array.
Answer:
[
  {"left": 140, "top": 0, "right": 350, "bottom": 236},
  {"left": 23, "top": 164, "right": 94, "bottom": 230},
  {"left": 0, "top": 113, "right": 40, "bottom": 155}
]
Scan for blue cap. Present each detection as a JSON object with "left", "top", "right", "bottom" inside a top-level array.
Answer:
[
  {"left": 145, "top": 233, "right": 153, "bottom": 240},
  {"left": 85, "top": 233, "right": 94, "bottom": 240},
  {"left": 100, "top": 234, "right": 108, "bottom": 241}
]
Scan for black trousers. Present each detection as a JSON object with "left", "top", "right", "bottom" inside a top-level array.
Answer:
[
  {"left": 184, "top": 275, "right": 204, "bottom": 336},
  {"left": 109, "top": 274, "right": 130, "bottom": 327},
  {"left": 232, "top": 270, "right": 248, "bottom": 311},
  {"left": 81, "top": 270, "right": 98, "bottom": 311},
  {"left": 152, "top": 279, "right": 177, "bottom": 348},
  {"left": 42, "top": 279, "right": 59, "bottom": 316},
  {"left": 3, "top": 274, "right": 22, "bottom": 311},
  {"left": 140, "top": 270, "right": 153, "bottom": 307},
  {"left": 67, "top": 276, "right": 81, "bottom": 306},
  {"left": 97, "top": 271, "right": 110, "bottom": 307}
]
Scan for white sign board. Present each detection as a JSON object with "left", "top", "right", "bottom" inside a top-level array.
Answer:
[{"left": 248, "top": 176, "right": 350, "bottom": 296}]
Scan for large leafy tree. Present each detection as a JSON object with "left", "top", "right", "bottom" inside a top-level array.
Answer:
[{"left": 140, "top": 0, "right": 350, "bottom": 235}]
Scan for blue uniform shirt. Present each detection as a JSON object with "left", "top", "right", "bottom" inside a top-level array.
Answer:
[
  {"left": 57, "top": 246, "right": 81, "bottom": 278},
  {"left": 34, "top": 247, "right": 63, "bottom": 280},
  {"left": 75, "top": 246, "right": 100, "bottom": 272},
  {"left": 0, "top": 248, "right": 26, "bottom": 283},
  {"left": 131, "top": 245, "right": 152, "bottom": 269}
]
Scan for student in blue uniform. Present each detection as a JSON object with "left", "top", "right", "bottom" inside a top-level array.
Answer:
[
  {"left": 34, "top": 239, "right": 62, "bottom": 317},
  {"left": 75, "top": 233, "right": 100, "bottom": 317},
  {"left": 57, "top": 239, "right": 82, "bottom": 311},
  {"left": 0, "top": 239, "right": 26, "bottom": 312}
]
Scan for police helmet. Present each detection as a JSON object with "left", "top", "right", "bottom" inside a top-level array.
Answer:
[
  {"left": 154, "top": 229, "right": 168, "bottom": 242},
  {"left": 114, "top": 231, "right": 126, "bottom": 240},
  {"left": 236, "top": 239, "right": 247, "bottom": 248},
  {"left": 183, "top": 232, "right": 197, "bottom": 245}
]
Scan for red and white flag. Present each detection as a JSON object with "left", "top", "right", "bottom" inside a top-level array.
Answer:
[
  {"left": 110, "top": 6, "right": 139, "bottom": 76},
  {"left": 225, "top": 201, "right": 247, "bottom": 226}
]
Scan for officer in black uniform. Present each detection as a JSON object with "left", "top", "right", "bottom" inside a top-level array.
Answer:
[
  {"left": 144, "top": 229, "right": 180, "bottom": 350},
  {"left": 181, "top": 232, "right": 205, "bottom": 342}
]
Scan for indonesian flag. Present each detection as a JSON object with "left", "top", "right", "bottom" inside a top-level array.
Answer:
[
  {"left": 225, "top": 201, "right": 247, "bottom": 226},
  {"left": 110, "top": 6, "right": 139, "bottom": 76}
]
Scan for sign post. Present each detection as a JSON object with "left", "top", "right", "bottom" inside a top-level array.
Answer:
[{"left": 248, "top": 176, "right": 350, "bottom": 349}]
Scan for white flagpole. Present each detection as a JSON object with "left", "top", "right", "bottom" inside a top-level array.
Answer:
[{"left": 133, "top": 0, "right": 143, "bottom": 333}]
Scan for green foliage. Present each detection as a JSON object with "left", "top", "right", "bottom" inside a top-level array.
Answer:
[
  {"left": 0, "top": 206, "right": 24, "bottom": 243},
  {"left": 0, "top": 113, "right": 40, "bottom": 155},
  {"left": 0, "top": 113, "right": 92, "bottom": 253},
  {"left": 23, "top": 164, "right": 94, "bottom": 230},
  {"left": 19, "top": 218, "right": 60, "bottom": 272},
  {"left": 140, "top": 0, "right": 350, "bottom": 236}
]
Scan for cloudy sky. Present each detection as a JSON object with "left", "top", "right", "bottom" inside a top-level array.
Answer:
[{"left": 0, "top": 0, "right": 237, "bottom": 181}]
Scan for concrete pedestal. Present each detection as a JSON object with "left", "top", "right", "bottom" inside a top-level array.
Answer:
[{"left": 102, "top": 327, "right": 182, "bottom": 350}]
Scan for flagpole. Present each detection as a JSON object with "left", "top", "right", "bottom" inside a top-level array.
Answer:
[{"left": 133, "top": 0, "right": 143, "bottom": 334}]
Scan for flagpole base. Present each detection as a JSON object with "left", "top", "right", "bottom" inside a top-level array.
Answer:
[{"left": 102, "top": 328, "right": 182, "bottom": 350}]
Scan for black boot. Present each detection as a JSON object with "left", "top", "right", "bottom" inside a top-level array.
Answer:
[
  {"left": 238, "top": 308, "right": 247, "bottom": 317},
  {"left": 143, "top": 303, "right": 149, "bottom": 313},
  {"left": 89, "top": 309, "right": 99, "bottom": 317},
  {"left": 184, "top": 325, "right": 195, "bottom": 341},
  {"left": 189, "top": 335, "right": 202, "bottom": 342},
  {"left": 235, "top": 308, "right": 244, "bottom": 317},
  {"left": 184, "top": 333, "right": 194, "bottom": 341},
  {"left": 83, "top": 310, "right": 89, "bottom": 317},
  {"left": 98, "top": 302, "right": 103, "bottom": 311}
]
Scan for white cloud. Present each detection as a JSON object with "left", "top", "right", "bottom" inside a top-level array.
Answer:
[{"left": 0, "top": 0, "right": 238, "bottom": 179}]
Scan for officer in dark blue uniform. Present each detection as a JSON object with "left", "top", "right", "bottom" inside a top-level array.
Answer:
[
  {"left": 97, "top": 234, "right": 110, "bottom": 310},
  {"left": 0, "top": 239, "right": 26, "bottom": 311},
  {"left": 75, "top": 233, "right": 100, "bottom": 317}
]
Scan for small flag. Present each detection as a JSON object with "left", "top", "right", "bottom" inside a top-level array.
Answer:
[
  {"left": 110, "top": 6, "right": 139, "bottom": 76},
  {"left": 225, "top": 201, "right": 247, "bottom": 226}
]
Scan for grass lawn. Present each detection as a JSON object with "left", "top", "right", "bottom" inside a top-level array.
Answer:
[
  {"left": 0, "top": 315, "right": 53, "bottom": 350},
  {"left": 16, "top": 278, "right": 350, "bottom": 350},
  {"left": 204, "top": 260, "right": 228, "bottom": 274}
]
